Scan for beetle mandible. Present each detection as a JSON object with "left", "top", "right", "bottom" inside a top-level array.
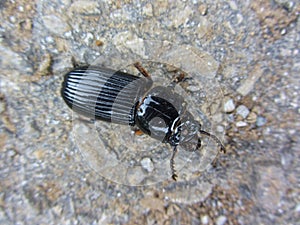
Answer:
[{"left": 61, "top": 62, "right": 225, "bottom": 180}]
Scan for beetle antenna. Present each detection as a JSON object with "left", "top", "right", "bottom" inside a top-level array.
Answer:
[
  {"left": 170, "top": 146, "right": 178, "bottom": 181},
  {"left": 199, "top": 130, "right": 226, "bottom": 153}
]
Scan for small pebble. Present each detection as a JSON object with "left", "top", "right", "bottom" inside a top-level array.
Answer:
[
  {"left": 246, "top": 112, "right": 257, "bottom": 123},
  {"left": 84, "top": 32, "right": 94, "bottom": 45},
  {"left": 226, "top": 113, "right": 235, "bottom": 123},
  {"left": 281, "top": 28, "right": 287, "bottom": 35},
  {"left": 142, "top": 3, "right": 153, "bottom": 17},
  {"left": 95, "top": 40, "right": 104, "bottom": 46},
  {"left": 36, "top": 53, "right": 52, "bottom": 76},
  {"left": 295, "top": 203, "right": 300, "bottom": 212},
  {"left": 64, "top": 31, "right": 72, "bottom": 38},
  {"left": 9, "top": 16, "right": 17, "bottom": 23},
  {"left": 256, "top": 116, "right": 267, "bottom": 127},
  {"left": 216, "top": 125, "right": 225, "bottom": 133},
  {"left": 216, "top": 215, "right": 227, "bottom": 225},
  {"left": 224, "top": 99, "right": 235, "bottom": 113},
  {"left": 45, "top": 36, "right": 54, "bottom": 43},
  {"left": 52, "top": 205, "right": 63, "bottom": 216},
  {"left": 7, "top": 149, "right": 17, "bottom": 158},
  {"left": 236, "top": 121, "right": 247, "bottom": 127},
  {"left": 198, "top": 4, "right": 208, "bottom": 16},
  {"left": 236, "top": 105, "right": 250, "bottom": 118},
  {"left": 18, "top": 5, "right": 24, "bottom": 12},
  {"left": 187, "top": 85, "right": 201, "bottom": 92},
  {"left": 141, "top": 157, "right": 154, "bottom": 173},
  {"left": 236, "top": 13, "right": 244, "bottom": 25},
  {"left": 228, "top": 0, "right": 238, "bottom": 10},
  {"left": 201, "top": 215, "right": 209, "bottom": 224}
]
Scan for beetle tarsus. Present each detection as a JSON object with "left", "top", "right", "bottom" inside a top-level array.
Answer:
[
  {"left": 134, "top": 62, "right": 151, "bottom": 78},
  {"left": 170, "top": 146, "right": 178, "bottom": 181}
]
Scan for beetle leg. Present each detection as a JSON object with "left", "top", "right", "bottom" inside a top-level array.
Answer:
[
  {"left": 133, "top": 62, "right": 151, "bottom": 78},
  {"left": 170, "top": 146, "right": 178, "bottom": 181}
]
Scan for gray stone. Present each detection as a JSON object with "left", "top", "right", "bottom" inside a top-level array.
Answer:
[
  {"left": 224, "top": 99, "right": 235, "bottom": 113},
  {"left": 256, "top": 116, "right": 267, "bottom": 127},
  {"left": 236, "top": 105, "right": 250, "bottom": 118},
  {"left": 236, "top": 121, "right": 248, "bottom": 127},
  {"left": 216, "top": 215, "right": 227, "bottom": 225},
  {"left": 201, "top": 215, "right": 209, "bottom": 224},
  {"left": 140, "top": 158, "right": 154, "bottom": 173}
]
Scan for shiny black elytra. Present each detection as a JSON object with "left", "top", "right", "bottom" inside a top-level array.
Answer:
[{"left": 61, "top": 62, "right": 225, "bottom": 180}]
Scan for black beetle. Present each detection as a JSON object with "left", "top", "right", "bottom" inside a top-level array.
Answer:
[{"left": 61, "top": 62, "right": 225, "bottom": 180}]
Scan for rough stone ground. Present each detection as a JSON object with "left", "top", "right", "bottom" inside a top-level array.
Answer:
[{"left": 0, "top": 0, "right": 299, "bottom": 224}]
